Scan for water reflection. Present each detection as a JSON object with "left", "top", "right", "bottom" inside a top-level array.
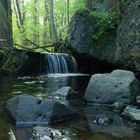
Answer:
[
  {"left": 11, "top": 74, "right": 89, "bottom": 99},
  {"left": 0, "top": 74, "right": 90, "bottom": 140},
  {"left": 1, "top": 74, "right": 140, "bottom": 140},
  {"left": 0, "top": 105, "right": 11, "bottom": 140}
]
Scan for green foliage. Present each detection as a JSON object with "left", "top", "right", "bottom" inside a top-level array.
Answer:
[
  {"left": 134, "top": 53, "right": 140, "bottom": 62},
  {"left": 90, "top": 11, "right": 120, "bottom": 40},
  {"left": 12, "top": 0, "right": 85, "bottom": 52}
]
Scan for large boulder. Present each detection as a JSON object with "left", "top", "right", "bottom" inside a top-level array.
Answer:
[
  {"left": 67, "top": 9, "right": 96, "bottom": 54},
  {"left": 66, "top": 8, "right": 118, "bottom": 73},
  {"left": 67, "top": 0, "right": 140, "bottom": 72},
  {"left": 84, "top": 70, "right": 140, "bottom": 104},
  {"left": 86, "top": 0, "right": 120, "bottom": 12},
  {"left": 6, "top": 94, "right": 75, "bottom": 127}
]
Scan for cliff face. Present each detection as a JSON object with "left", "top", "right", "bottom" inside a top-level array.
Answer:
[
  {"left": 0, "top": 0, "right": 12, "bottom": 48},
  {"left": 115, "top": 0, "right": 140, "bottom": 70},
  {"left": 67, "top": 0, "right": 140, "bottom": 72}
]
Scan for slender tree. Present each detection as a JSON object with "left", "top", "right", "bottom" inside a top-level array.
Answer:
[
  {"left": 0, "top": 0, "right": 13, "bottom": 47},
  {"left": 67, "top": 0, "right": 70, "bottom": 23},
  {"left": 49, "top": 0, "right": 58, "bottom": 43},
  {"left": 33, "top": 0, "right": 38, "bottom": 44},
  {"left": 13, "top": 0, "right": 26, "bottom": 45},
  {"left": 43, "top": 0, "right": 49, "bottom": 45},
  {"left": 12, "top": 0, "right": 85, "bottom": 51}
]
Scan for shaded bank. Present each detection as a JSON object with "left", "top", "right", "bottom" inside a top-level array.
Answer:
[{"left": 0, "top": 48, "right": 78, "bottom": 76}]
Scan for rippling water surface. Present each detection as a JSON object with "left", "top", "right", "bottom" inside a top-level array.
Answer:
[{"left": 0, "top": 74, "right": 140, "bottom": 140}]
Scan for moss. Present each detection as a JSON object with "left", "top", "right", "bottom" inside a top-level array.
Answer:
[
  {"left": 91, "top": 12, "right": 120, "bottom": 40},
  {"left": 0, "top": 47, "right": 8, "bottom": 65},
  {"left": 0, "top": 49, "right": 5, "bottom": 58},
  {"left": 78, "top": 9, "right": 120, "bottom": 38},
  {"left": 1, "top": 49, "right": 28, "bottom": 73},
  {"left": 134, "top": 54, "right": 140, "bottom": 61}
]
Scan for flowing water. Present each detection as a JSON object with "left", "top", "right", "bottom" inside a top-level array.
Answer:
[
  {"left": 43, "top": 53, "right": 78, "bottom": 73},
  {"left": 1, "top": 74, "right": 140, "bottom": 140}
]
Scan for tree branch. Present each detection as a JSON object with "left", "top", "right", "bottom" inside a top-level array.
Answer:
[{"left": 14, "top": 43, "right": 51, "bottom": 52}]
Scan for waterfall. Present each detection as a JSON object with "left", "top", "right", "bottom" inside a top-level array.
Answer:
[{"left": 43, "top": 53, "right": 78, "bottom": 74}]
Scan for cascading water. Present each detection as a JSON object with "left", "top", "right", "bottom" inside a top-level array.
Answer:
[{"left": 43, "top": 53, "right": 78, "bottom": 73}]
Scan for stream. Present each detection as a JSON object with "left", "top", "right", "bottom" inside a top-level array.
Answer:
[{"left": 1, "top": 74, "right": 140, "bottom": 140}]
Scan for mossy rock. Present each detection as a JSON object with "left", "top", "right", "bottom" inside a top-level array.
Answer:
[
  {"left": 0, "top": 48, "right": 44, "bottom": 76},
  {"left": 0, "top": 49, "right": 5, "bottom": 59},
  {"left": 0, "top": 47, "right": 9, "bottom": 66},
  {"left": 1, "top": 48, "right": 28, "bottom": 74}
]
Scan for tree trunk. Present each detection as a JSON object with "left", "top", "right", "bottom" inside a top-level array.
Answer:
[
  {"left": 43, "top": 0, "right": 49, "bottom": 45},
  {"left": 15, "top": 0, "right": 23, "bottom": 26},
  {"left": 49, "top": 0, "right": 58, "bottom": 43},
  {"left": 0, "top": 0, "right": 13, "bottom": 47},
  {"left": 33, "top": 0, "right": 38, "bottom": 45},
  {"left": 67, "top": 0, "right": 70, "bottom": 23},
  {"left": 13, "top": 0, "right": 26, "bottom": 45}
]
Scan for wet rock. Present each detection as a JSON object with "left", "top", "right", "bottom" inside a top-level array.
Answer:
[
  {"left": 31, "top": 127, "right": 52, "bottom": 140},
  {"left": 1, "top": 49, "right": 43, "bottom": 75},
  {"left": 31, "top": 126, "right": 77, "bottom": 140},
  {"left": 123, "top": 106, "right": 140, "bottom": 121},
  {"left": 111, "top": 102, "right": 126, "bottom": 112},
  {"left": 84, "top": 70, "right": 140, "bottom": 104},
  {"left": 85, "top": 106, "right": 123, "bottom": 127},
  {"left": 85, "top": 106, "right": 135, "bottom": 137},
  {"left": 136, "top": 96, "right": 140, "bottom": 105},
  {"left": 96, "top": 114, "right": 113, "bottom": 126},
  {"left": 6, "top": 94, "right": 75, "bottom": 127},
  {"left": 51, "top": 86, "right": 78, "bottom": 100},
  {"left": 10, "top": 125, "right": 77, "bottom": 140}
]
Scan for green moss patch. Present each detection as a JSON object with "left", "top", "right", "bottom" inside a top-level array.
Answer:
[{"left": 1, "top": 48, "right": 28, "bottom": 74}]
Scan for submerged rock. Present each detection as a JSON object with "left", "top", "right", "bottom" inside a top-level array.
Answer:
[
  {"left": 136, "top": 96, "right": 140, "bottom": 105},
  {"left": 84, "top": 70, "right": 140, "bottom": 104},
  {"left": 111, "top": 102, "right": 126, "bottom": 113},
  {"left": 31, "top": 126, "right": 77, "bottom": 140},
  {"left": 85, "top": 106, "right": 135, "bottom": 137},
  {"left": 96, "top": 114, "right": 113, "bottom": 126},
  {"left": 31, "top": 127, "right": 52, "bottom": 140},
  {"left": 6, "top": 94, "right": 75, "bottom": 127},
  {"left": 51, "top": 86, "right": 78, "bottom": 100},
  {"left": 123, "top": 106, "right": 140, "bottom": 121}
]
